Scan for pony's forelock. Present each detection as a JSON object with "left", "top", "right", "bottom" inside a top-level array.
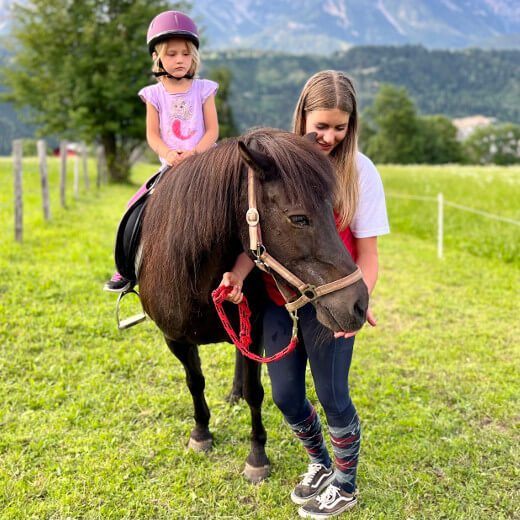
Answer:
[{"left": 242, "top": 128, "right": 336, "bottom": 210}]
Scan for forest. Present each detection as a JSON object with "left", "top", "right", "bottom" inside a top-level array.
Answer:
[{"left": 201, "top": 45, "right": 520, "bottom": 132}]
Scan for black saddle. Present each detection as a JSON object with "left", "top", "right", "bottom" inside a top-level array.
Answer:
[{"left": 114, "top": 165, "right": 170, "bottom": 284}]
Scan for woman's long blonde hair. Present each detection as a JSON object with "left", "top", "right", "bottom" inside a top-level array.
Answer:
[
  {"left": 293, "top": 70, "right": 359, "bottom": 230},
  {"left": 152, "top": 38, "right": 200, "bottom": 79}
]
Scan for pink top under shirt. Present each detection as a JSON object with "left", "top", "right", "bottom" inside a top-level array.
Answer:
[{"left": 139, "top": 79, "right": 218, "bottom": 167}]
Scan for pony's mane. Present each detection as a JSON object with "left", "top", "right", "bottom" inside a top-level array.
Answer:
[{"left": 142, "top": 128, "right": 336, "bottom": 295}]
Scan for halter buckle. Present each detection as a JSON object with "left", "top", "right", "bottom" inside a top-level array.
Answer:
[{"left": 301, "top": 284, "right": 318, "bottom": 301}]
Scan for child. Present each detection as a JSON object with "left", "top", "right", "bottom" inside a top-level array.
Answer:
[
  {"left": 104, "top": 10, "right": 219, "bottom": 292},
  {"left": 220, "top": 70, "right": 389, "bottom": 518}
]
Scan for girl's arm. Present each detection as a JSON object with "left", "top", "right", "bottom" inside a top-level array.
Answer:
[
  {"left": 145, "top": 102, "right": 179, "bottom": 165},
  {"left": 334, "top": 236, "right": 379, "bottom": 338},
  {"left": 355, "top": 236, "right": 379, "bottom": 296},
  {"left": 195, "top": 94, "right": 219, "bottom": 152},
  {"left": 219, "top": 252, "right": 255, "bottom": 304}
]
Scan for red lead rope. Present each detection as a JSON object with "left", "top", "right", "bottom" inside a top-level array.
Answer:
[{"left": 211, "top": 285, "right": 298, "bottom": 363}]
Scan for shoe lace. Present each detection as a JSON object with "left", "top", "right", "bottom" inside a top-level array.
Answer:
[
  {"left": 316, "top": 485, "right": 341, "bottom": 506},
  {"left": 300, "top": 463, "right": 326, "bottom": 486}
]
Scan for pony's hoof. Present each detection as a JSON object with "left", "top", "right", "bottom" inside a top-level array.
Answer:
[
  {"left": 187, "top": 436, "right": 212, "bottom": 453},
  {"left": 244, "top": 462, "right": 270, "bottom": 483}
]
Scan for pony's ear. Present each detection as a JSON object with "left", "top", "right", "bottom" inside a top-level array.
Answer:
[
  {"left": 238, "top": 141, "right": 274, "bottom": 177},
  {"left": 304, "top": 132, "right": 318, "bottom": 142}
]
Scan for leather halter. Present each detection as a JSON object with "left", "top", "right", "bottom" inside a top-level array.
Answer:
[{"left": 246, "top": 167, "right": 363, "bottom": 314}]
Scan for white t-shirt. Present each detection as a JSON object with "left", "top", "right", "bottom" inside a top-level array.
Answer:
[{"left": 349, "top": 152, "right": 390, "bottom": 238}]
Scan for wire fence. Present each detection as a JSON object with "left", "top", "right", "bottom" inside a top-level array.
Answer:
[
  {"left": 386, "top": 191, "right": 520, "bottom": 259},
  {"left": 2, "top": 139, "right": 107, "bottom": 245}
]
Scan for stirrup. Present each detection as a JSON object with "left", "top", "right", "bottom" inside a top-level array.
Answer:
[{"left": 116, "top": 288, "right": 146, "bottom": 330}]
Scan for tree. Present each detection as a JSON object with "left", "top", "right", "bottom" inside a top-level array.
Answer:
[
  {"left": 362, "top": 84, "right": 423, "bottom": 164},
  {"left": 207, "top": 66, "right": 239, "bottom": 139},
  {"left": 1, "top": 0, "right": 190, "bottom": 182},
  {"left": 361, "top": 84, "right": 463, "bottom": 164},
  {"left": 417, "top": 115, "right": 462, "bottom": 164},
  {"left": 463, "top": 123, "right": 520, "bottom": 165}
]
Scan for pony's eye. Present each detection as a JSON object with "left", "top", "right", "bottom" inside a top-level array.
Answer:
[{"left": 289, "top": 215, "right": 310, "bottom": 227}]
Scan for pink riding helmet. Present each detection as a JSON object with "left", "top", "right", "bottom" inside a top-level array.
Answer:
[{"left": 146, "top": 11, "right": 200, "bottom": 54}]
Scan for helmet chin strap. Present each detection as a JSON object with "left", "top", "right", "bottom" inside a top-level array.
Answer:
[{"left": 153, "top": 60, "right": 193, "bottom": 80}]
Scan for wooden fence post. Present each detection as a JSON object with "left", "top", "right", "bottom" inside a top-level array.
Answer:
[
  {"left": 82, "top": 142, "right": 90, "bottom": 192},
  {"left": 438, "top": 192, "right": 444, "bottom": 259},
  {"left": 60, "top": 140, "right": 67, "bottom": 208},
  {"left": 37, "top": 139, "right": 51, "bottom": 221},
  {"left": 74, "top": 153, "right": 80, "bottom": 198},
  {"left": 13, "top": 140, "right": 23, "bottom": 242},
  {"left": 96, "top": 145, "right": 105, "bottom": 188}
]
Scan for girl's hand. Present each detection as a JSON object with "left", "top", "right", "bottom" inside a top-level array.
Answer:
[
  {"left": 177, "top": 149, "right": 195, "bottom": 162},
  {"left": 165, "top": 149, "right": 182, "bottom": 166},
  {"left": 333, "top": 307, "right": 377, "bottom": 339},
  {"left": 219, "top": 272, "right": 244, "bottom": 304}
]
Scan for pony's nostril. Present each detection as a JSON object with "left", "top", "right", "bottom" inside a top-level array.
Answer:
[{"left": 354, "top": 300, "right": 366, "bottom": 320}]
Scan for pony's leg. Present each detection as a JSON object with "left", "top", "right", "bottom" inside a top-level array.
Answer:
[
  {"left": 242, "top": 332, "right": 271, "bottom": 482},
  {"left": 225, "top": 349, "right": 244, "bottom": 403},
  {"left": 165, "top": 339, "right": 213, "bottom": 452}
]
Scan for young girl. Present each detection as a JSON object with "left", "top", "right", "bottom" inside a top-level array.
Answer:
[
  {"left": 220, "top": 70, "right": 389, "bottom": 518},
  {"left": 104, "top": 10, "right": 219, "bottom": 292}
]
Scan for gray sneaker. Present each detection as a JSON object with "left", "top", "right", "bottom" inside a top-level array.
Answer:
[
  {"left": 290, "top": 463, "right": 335, "bottom": 505},
  {"left": 298, "top": 484, "right": 358, "bottom": 519}
]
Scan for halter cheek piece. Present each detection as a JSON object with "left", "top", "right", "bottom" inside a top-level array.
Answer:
[{"left": 246, "top": 166, "right": 363, "bottom": 337}]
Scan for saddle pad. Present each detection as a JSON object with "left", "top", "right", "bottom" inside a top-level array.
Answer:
[
  {"left": 114, "top": 165, "right": 170, "bottom": 282},
  {"left": 114, "top": 194, "right": 148, "bottom": 282}
]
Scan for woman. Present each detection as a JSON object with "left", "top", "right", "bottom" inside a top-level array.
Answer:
[{"left": 221, "top": 70, "right": 389, "bottom": 519}]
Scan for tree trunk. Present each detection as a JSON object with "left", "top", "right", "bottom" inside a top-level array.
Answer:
[{"left": 101, "top": 132, "right": 131, "bottom": 182}]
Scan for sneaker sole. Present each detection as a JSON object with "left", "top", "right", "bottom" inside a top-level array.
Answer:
[
  {"left": 297, "top": 496, "right": 357, "bottom": 519},
  {"left": 103, "top": 284, "right": 131, "bottom": 293},
  {"left": 290, "top": 472, "right": 335, "bottom": 505}
]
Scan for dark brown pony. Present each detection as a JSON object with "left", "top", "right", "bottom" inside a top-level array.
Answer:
[{"left": 138, "top": 128, "right": 368, "bottom": 481}]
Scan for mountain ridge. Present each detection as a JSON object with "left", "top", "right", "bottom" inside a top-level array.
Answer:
[{"left": 191, "top": 0, "right": 520, "bottom": 53}]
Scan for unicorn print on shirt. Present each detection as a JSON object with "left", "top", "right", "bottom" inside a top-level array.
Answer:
[{"left": 170, "top": 97, "right": 197, "bottom": 141}]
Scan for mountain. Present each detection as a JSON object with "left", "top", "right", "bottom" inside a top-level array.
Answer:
[
  {"left": 192, "top": 0, "right": 520, "bottom": 53},
  {"left": 2, "top": 0, "right": 520, "bottom": 51}
]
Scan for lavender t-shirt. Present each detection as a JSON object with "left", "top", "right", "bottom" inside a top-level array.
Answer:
[{"left": 139, "top": 79, "right": 218, "bottom": 166}]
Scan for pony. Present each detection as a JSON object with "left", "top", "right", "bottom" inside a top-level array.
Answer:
[{"left": 138, "top": 128, "right": 369, "bottom": 481}]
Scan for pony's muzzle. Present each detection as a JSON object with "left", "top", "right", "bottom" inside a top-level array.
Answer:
[{"left": 314, "top": 280, "right": 369, "bottom": 333}]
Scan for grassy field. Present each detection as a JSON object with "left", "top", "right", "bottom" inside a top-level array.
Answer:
[{"left": 0, "top": 158, "right": 519, "bottom": 519}]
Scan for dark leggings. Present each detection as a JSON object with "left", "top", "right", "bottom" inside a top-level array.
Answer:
[{"left": 263, "top": 298, "right": 357, "bottom": 428}]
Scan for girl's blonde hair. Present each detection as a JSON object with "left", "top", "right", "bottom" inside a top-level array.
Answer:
[
  {"left": 293, "top": 70, "right": 359, "bottom": 230},
  {"left": 152, "top": 38, "right": 200, "bottom": 79}
]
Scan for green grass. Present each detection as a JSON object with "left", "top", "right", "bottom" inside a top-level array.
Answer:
[{"left": 0, "top": 159, "right": 519, "bottom": 519}]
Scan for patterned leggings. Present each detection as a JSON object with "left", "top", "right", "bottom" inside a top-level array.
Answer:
[{"left": 263, "top": 299, "right": 361, "bottom": 493}]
